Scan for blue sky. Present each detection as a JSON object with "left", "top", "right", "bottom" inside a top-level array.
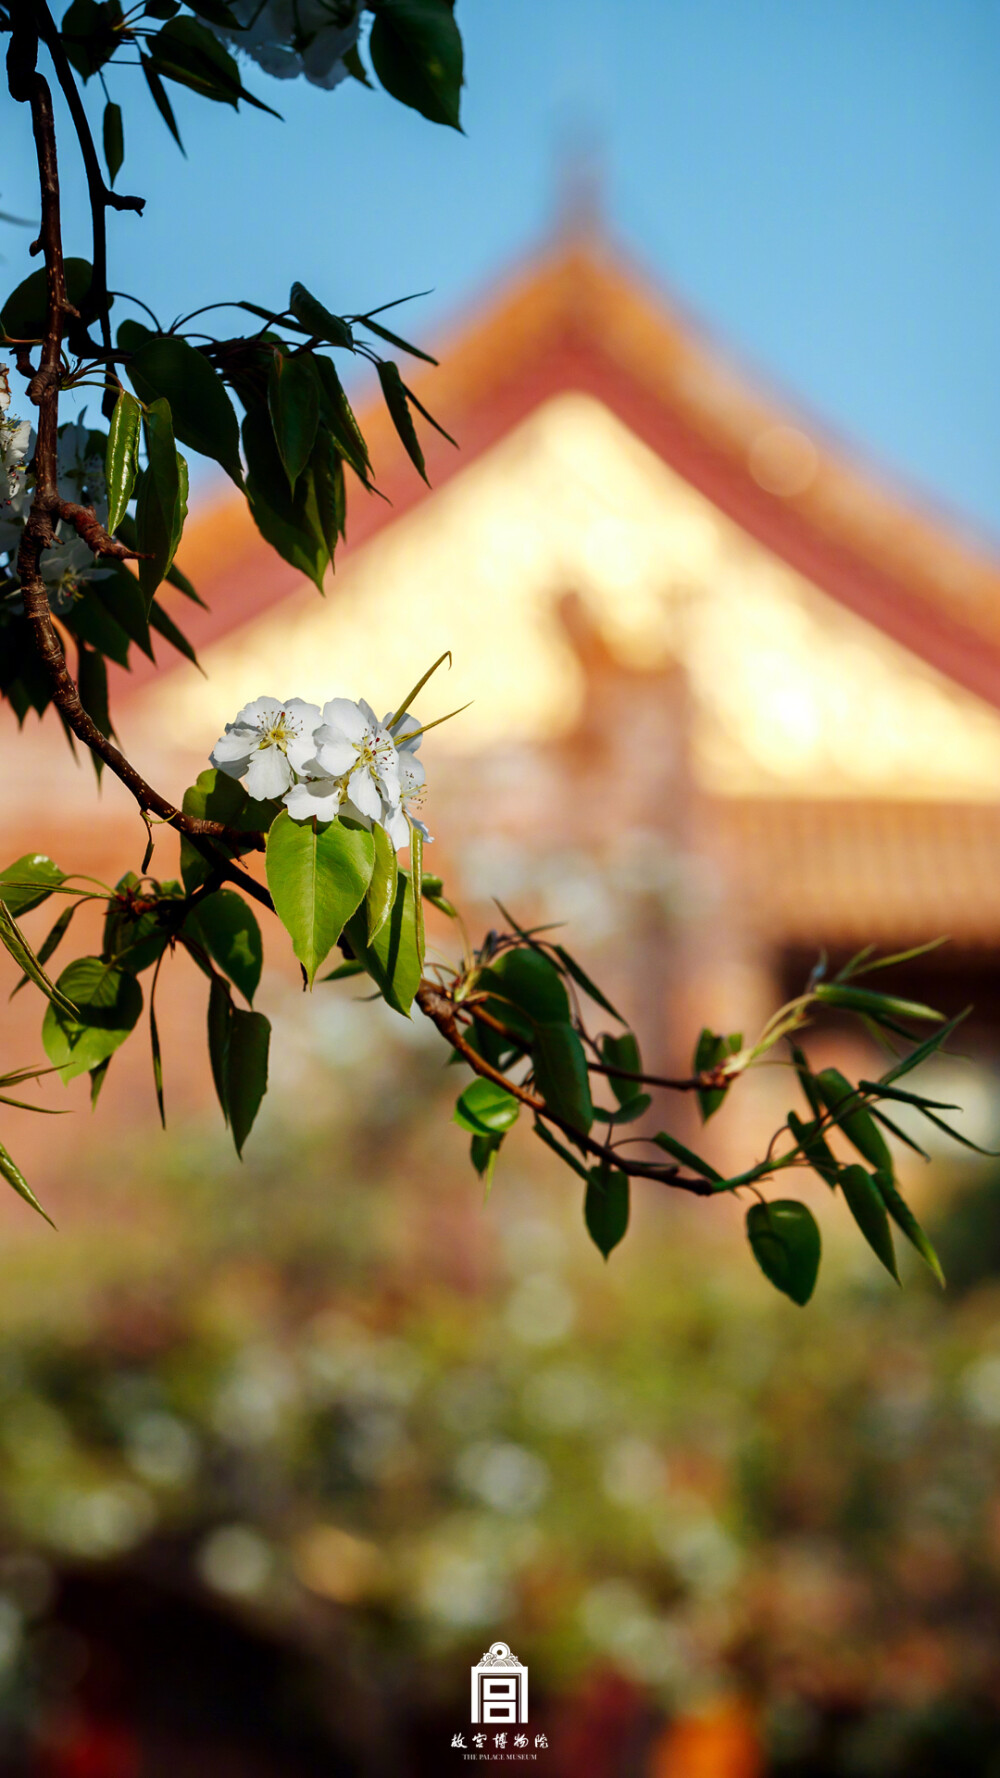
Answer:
[{"left": 6, "top": 0, "right": 1000, "bottom": 535}]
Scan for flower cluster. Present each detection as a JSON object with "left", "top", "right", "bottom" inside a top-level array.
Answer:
[
  {"left": 0, "top": 371, "right": 112, "bottom": 603},
  {"left": 210, "top": 695, "right": 430, "bottom": 850},
  {"left": 208, "top": 0, "right": 361, "bottom": 90}
]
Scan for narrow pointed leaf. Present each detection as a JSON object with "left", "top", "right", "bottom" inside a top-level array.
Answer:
[
  {"left": 875, "top": 1173, "right": 945, "bottom": 1286},
  {"left": 554, "top": 944, "right": 624, "bottom": 1022},
  {"left": 0, "top": 902, "right": 78, "bottom": 1018},
  {"left": 585, "top": 1165, "right": 629, "bottom": 1259},
  {"left": 0, "top": 1138, "right": 54, "bottom": 1227},
  {"left": 226, "top": 1008, "right": 270, "bottom": 1157},
  {"left": 376, "top": 359, "right": 427, "bottom": 481},
  {"left": 366, "top": 822, "right": 398, "bottom": 945},
  {"left": 105, "top": 390, "right": 141, "bottom": 531},
  {"left": 839, "top": 1163, "right": 899, "bottom": 1282},
  {"left": 651, "top": 1129, "right": 723, "bottom": 1182}
]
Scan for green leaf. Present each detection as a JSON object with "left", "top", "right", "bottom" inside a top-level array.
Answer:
[
  {"left": 376, "top": 359, "right": 427, "bottom": 481},
  {"left": 875, "top": 1172, "right": 945, "bottom": 1286},
  {"left": 345, "top": 867, "right": 422, "bottom": 1018},
  {"left": 150, "top": 991, "right": 165, "bottom": 1128},
  {"left": 877, "top": 1009, "right": 970, "bottom": 1087},
  {"left": 651, "top": 1130, "right": 724, "bottom": 1182},
  {"left": 813, "top": 983, "right": 943, "bottom": 1022},
  {"left": 366, "top": 822, "right": 398, "bottom": 945},
  {"left": 311, "top": 432, "right": 347, "bottom": 556},
  {"left": 313, "top": 357, "right": 372, "bottom": 484},
  {"left": 470, "top": 1132, "right": 502, "bottom": 1198},
  {"left": 0, "top": 901, "right": 78, "bottom": 1018},
  {"left": 227, "top": 1008, "right": 270, "bottom": 1157},
  {"left": 103, "top": 99, "right": 123, "bottom": 186},
  {"left": 242, "top": 405, "right": 329, "bottom": 592},
  {"left": 0, "top": 854, "right": 64, "bottom": 917},
  {"left": 1, "top": 258, "right": 93, "bottom": 341},
  {"left": 207, "top": 974, "right": 231, "bottom": 1122},
  {"left": 10, "top": 901, "right": 79, "bottom": 999},
  {"left": 814, "top": 1068, "right": 893, "bottom": 1176},
  {"left": 141, "top": 50, "right": 185, "bottom": 150},
  {"left": 693, "top": 1027, "right": 735, "bottom": 1123},
  {"left": 92, "top": 565, "right": 152, "bottom": 659},
  {"left": 129, "top": 335, "right": 243, "bottom": 486},
  {"left": 838, "top": 1163, "right": 899, "bottom": 1282},
  {"left": 136, "top": 399, "right": 183, "bottom": 608},
  {"left": 533, "top": 1022, "right": 593, "bottom": 1135},
  {"left": 268, "top": 350, "right": 319, "bottom": 491},
  {"left": 787, "top": 1109, "right": 840, "bottom": 1189},
  {"left": 148, "top": 16, "right": 279, "bottom": 113},
  {"left": 408, "top": 818, "right": 425, "bottom": 969},
  {"left": 42, "top": 958, "right": 143, "bottom": 1083},
  {"left": 600, "top": 1030, "right": 643, "bottom": 1107},
  {"left": 77, "top": 646, "right": 112, "bottom": 778},
  {"left": 746, "top": 1200, "right": 821, "bottom": 1304},
  {"left": 454, "top": 1078, "right": 521, "bottom": 1136},
  {"left": 532, "top": 1117, "right": 590, "bottom": 1182},
  {"left": 0, "top": 1137, "right": 54, "bottom": 1227},
  {"left": 148, "top": 596, "right": 199, "bottom": 668},
  {"left": 179, "top": 768, "right": 275, "bottom": 892},
  {"left": 288, "top": 283, "right": 354, "bottom": 351},
  {"left": 265, "top": 810, "right": 374, "bottom": 986},
  {"left": 64, "top": 589, "right": 130, "bottom": 668},
  {"left": 89, "top": 1057, "right": 111, "bottom": 1107},
  {"left": 358, "top": 314, "right": 437, "bottom": 364},
  {"left": 480, "top": 947, "right": 570, "bottom": 1033},
  {"left": 105, "top": 391, "right": 142, "bottom": 536},
  {"left": 553, "top": 943, "right": 624, "bottom": 1022},
  {"left": 593, "top": 1093, "right": 651, "bottom": 1125},
  {"left": 318, "top": 959, "right": 366, "bottom": 982},
  {"left": 185, "top": 889, "right": 262, "bottom": 1004},
  {"left": 368, "top": 0, "right": 464, "bottom": 129},
  {"left": 585, "top": 1165, "right": 629, "bottom": 1259}
]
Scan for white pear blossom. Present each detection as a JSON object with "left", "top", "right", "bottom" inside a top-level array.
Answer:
[
  {"left": 382, "top": 711, "right": 432, "bottom": 850},
  {"left": 209, "top": 0, "right": 361, "bottom": 89},
  {"left": 211, "top": 696, "right": 322, "bottom": 800},
  {"left": 311, "top": 698, "right": 402, "bottom": 821}
]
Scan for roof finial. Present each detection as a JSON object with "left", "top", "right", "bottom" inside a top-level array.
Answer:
[{"left": 553, "top": 120, "right": 605, "bottom": 243}]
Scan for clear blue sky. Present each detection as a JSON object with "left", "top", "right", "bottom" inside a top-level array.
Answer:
[{"left": 6, "top": 0, "right": 1000, "bottom": 535}]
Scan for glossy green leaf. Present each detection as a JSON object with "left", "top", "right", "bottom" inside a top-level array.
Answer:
[
  {"left": 454, "top": 1078, "right": 521, "bottom": 1135},
  {"left": 0, "top": 854, "right": 64, "bottom": 917},
  {"left": 366, "top": 822, "right": 398, "bottom": 945},
  {"left": 838, "top": 1163, "right": 900, "bottom": 1282},
  {"left": 0, "top": 1137, "right": 54, "bottom": 1227},
  {"left": 470, "top": 1132, "right": 502, "bottom": 1197},
  {"left": 376, "top": 359, "right": 427, "bottom": 481},
  {"left": 408, "top": 818, "right": 425, "bottom": 969},
  {"left": 814, "top": 1068, "right": 893, "bottom": 1176},
  {"left": 266, "top": 810, "right": 374, "bottom": 986},
  {"left": 746, "top": 1200, "right": 821, "bottom": 1304},
  {"left": 693, "top": 1027, "right": 739, "bottom": 1123},
  {"left": 368, "top": 0, "right": 464, "bottom": 129},
  {"left": 877, "top": 1009, "right": 970, "bottom": 1087},
  {"left": 533, "top": 1022, "right": 593, "bottom": 1135},
  {"left": 42, "top": 958, "right": 143, "bottom": 1083},
  {"left": 268, "top": 350, "right": 319, "bottom": 491},
  {"left": 532, "top": 1117, "right": 590, "bottom": 1181},
  {"left": 312, "top": 431, "right": 347, "bottom": 556},
  {"left": 227, "top": 1008, "right": 270, "bottom": 1157},
  {"left": 92, "top": 566, "right": 152, "bottom": 659},
  {"left": 129, "top": 334, "right": 243, "bottom": 486},
  {"left": 345, "top": 867, "right": 422, "bottom": 1018},
  {"left": 593, "top": 1092, "right": 651, "bottom": 1126},
  {"left": 288, "top": 283, "right": 354, "bottom": 350},
  {"left": 480, "top": 947, "right": 570, "bottom": 1034},
  {"left": 103, "top": 100, "right": 124, "bottom": 186},
  {"left": 585, "top": 1165, "right": 629, "bottom": 1259},
  {"left": 136, "top": 399, "right": 183, "bottom": 608},
  {"left": 148, "top": 16, "right": 279, "bottom": 114},
  {"left": 10, "top": 901, "right": 79, "bottom": 999},
  {"left": 186, "top": 889, "right": 262, "bottom": 1005},
  {"left": 105, "top": 390, "right": 143, "bottom": 538}
]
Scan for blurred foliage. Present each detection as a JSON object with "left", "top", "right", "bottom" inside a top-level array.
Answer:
[{"left": 0, "top": 1002, "right": 996, "bottom": 1771}]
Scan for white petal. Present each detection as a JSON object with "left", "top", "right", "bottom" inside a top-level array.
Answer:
[
  {"left": 400, "top": 755, "right": 426, "bottom": 793},
  {"left": 235, "top": 696, "right": 283, "bottom": 730},
  {"left": 246, "top": 747, "right": 292, "bottom": 799},
  {"left": 341, "top": 798, "right": 373, "bottom": 829},
  {"left": 282, "top": 698, "right": 321, "bottom": 731},
  {"left": 286, "top": 731, "right": 322, "bottom": 774},
  {"left": 348, "top": 766, "right": 381, "bottom": 819},
  {"left": 321, "top": 698, "right": 367, "bottom": 742},
  {"left": 378, "top": 758, "right": 401, "bottom": 806},
  {"left": 383, "top": 805, "right": 409, "bottom": 852},
  {"left": 313, "top": 732, "right": 355, "bottom": 776},
  {"left": 211, "top": 747, "right": 250, "bottom": 780},
  {"left": 211, "top": 729, "right": 253, "bottom": 763},
  {"left": 284, "top": 778, "right": 343, "bottom": 823},
  {"left": 389, "top": 712, "right": 422, "bottom": 751},
  {"left": 357, "top": 698, "right": 380, "bottom": 731}
]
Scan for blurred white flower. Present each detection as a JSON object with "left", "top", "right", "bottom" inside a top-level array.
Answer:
[{"left": 210, "top": 0, "right": 361, "bottom": 90}]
